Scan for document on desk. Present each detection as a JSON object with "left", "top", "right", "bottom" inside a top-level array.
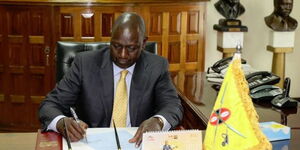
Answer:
[
  {"left": 62, "top": 128, "right": 139, "bottom": 150},
  {"left": 142, "top": 130, "right": 202, "bottom": 150}
]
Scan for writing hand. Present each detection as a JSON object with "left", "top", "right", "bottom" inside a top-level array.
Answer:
[
  {"left": 129, "top": 117, "right": 163, "bottom": 147},
  {"left": 57, "top": 117, "right": 88, "bottom": 142}
]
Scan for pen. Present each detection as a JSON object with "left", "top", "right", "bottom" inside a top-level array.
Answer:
[
  {"left": 70, "top": 107, "right": 88, "bottom": 143},
  {"left": 63, "top": 118, "right": 72, "bottom": 150},
  {"left": 113, "top": 120, "right": 122, "bottom": 150}
]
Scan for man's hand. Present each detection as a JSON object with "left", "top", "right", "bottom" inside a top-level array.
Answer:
[
  {"left": 56, "top": 117, "right": 88, "bottom": 142},
  {"left": 129, "top": 117, "right": 163, "bottom": 147}
]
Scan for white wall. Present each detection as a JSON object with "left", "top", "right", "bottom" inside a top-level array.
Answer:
[{"left": 204, "top": 0, "right": 300, "bottom": 97}]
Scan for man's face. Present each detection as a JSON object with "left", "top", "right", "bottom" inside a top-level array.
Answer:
[
  {"left": 110, "top": 27, "right": 145, "bottom": 68},
  {"left": 275, "top": 0, "right": 293, "bottom": 17}
]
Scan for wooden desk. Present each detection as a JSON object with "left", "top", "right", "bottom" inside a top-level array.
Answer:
[
  {"left": 0, "top": 132, "right": 36, "bottom": 150},
  {"left": 174, "top": 72, "right": 300, "bottom": 149},
  {"left": 12, "top": 72, "right": 299, "bottom": 150}
]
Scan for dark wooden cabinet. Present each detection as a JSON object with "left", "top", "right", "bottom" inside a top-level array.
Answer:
[
  {"left": 0, "top": 5, "right": 53, "bottom": 131},
  {"left": 0, "top": 0, "right": 208, "bottom": 131}
]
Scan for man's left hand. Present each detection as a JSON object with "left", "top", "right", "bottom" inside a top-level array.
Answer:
[{"left": 129, "top": 117, "right": 163, "bottom": 147}]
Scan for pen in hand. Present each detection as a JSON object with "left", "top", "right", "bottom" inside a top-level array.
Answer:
[
  {"left": 63, "top": 118, "right": 72, "bottom": 150},
  {"left": 70, "top": 107, "right": 88, "bottom": 143}
]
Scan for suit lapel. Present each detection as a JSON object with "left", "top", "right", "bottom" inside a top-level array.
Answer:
[
  {"left": 96, "top": 49, "right": 114, "bottom": 126},
  {"left": 129, "top": 52, "right": 149, "bottom": 126}
]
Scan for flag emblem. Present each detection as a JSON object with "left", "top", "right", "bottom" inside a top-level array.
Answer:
[{"left": 209, "top": 108, "right": 231, "bottom": 126}]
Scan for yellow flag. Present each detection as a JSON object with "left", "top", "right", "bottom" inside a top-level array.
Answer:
[{"left": 204, "top": 56, "right": 272, "bottom": 150}]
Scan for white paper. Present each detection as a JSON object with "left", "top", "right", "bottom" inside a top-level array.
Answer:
[{"left": 63, "top": 128, "right": 139, "bottom": 150}]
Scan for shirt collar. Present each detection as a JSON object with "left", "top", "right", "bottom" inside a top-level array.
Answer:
[{"left": 113, "top": 63, "right": 135, "bottom": 76}]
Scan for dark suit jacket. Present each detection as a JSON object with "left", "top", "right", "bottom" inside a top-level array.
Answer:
[{"left": 39, "top": 47, "right": 183, "bottom": 130}]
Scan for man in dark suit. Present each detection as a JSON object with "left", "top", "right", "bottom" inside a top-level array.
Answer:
[
  {"left": 214, "top": 0, "right": 245, "bottom": 19},
  {"left": 265, "top": 0, "right": 297, "bottom": 31},
  {"left": 39, "top": 12, "right": 183, "bottom": 146}
]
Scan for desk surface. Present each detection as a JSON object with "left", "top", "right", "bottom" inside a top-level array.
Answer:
[
  {"left": 174, "top": 72, "right": 300, "bottom": 149},
  {"left": 2, "top": 72, "right": 299, "bottom": 150},
  {"left": 0, "top": 132, "right": 36, "bottom": 150}
]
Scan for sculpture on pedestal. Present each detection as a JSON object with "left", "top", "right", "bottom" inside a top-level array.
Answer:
[
  {"left": 214, "top": 0, "right": 247, "bottom": 32},
  {"left": 265, "top": 0, "right": 298, "bottom": 31},
  {"left": 215, "top": 0, "right": 245, "bottom": 19}
]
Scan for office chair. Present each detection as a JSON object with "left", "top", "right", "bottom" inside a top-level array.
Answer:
[{"left": 56, "top": 41, "right": 157, "bottom": 82}]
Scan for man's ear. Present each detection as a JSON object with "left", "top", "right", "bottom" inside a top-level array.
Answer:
[{"left": 142, "top": 36, "right": 148, "bottom": 49}]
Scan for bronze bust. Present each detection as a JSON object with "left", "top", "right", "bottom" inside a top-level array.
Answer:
[
  {"left": 265, "top": 0, "right": 298, "bottom": 31},
  {"left": 214, "top": 0, "right": 245, "bottom": 19}
]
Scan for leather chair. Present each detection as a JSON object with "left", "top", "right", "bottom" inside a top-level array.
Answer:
[{"left": 56, "top": 41, "right": 157, "bottom": 82}]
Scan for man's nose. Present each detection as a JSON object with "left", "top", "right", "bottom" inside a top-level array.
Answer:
[{"left": 120, "top": 48, "right": 129, "bottom": 58}]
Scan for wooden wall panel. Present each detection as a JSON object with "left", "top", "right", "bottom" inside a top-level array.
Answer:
[
  {"left": 149, "top": 12, "right": 162, "bottom": 36},
  {"left": 10, "top": 75, "right": 25, "bottom": 101},
  {"left": 7, "top": 10, "right": 25, "bottom": 35},
  {"left": 186, "top": 40, "right": 198, "bottom": 62},
  {"left": 0, "top": 6, "right": 4, "bottom": 101},
  {"left": 168, "top": 42, "right": 181, "bottom": 63},
  {"left": 156, "top": 42, "right": 162, "bottom": 56},
  {"left": 59, "top": 7, "right": 134, "bottom": 41},
  {"left": 102, "top": 13, "right": 114, "bottom": 37},
  {"left": 0, "top": 25, "right": 3, "bottom": 99},
  {"left": 169, "top": 12, "right": 181, "bottom": 35},
  {"left": 29, "top": 11, "right": 44, "bottom": 36},
  {"left": 57, "top": 4, "right": 206, "bottom": 89},
  {"left": 8, "top": 42, "right": 25, "bottom": 65},
  {"left": 29, "top": 44, "right": 45, "bottom": 66},
  {"left": 61, "top": 13, "right": 74, "bottom": 37},
  {"left": 6, "top": 6, "right": 28, "bottom": 128},
  {"left": 6, "top": 10, "right": 27, "bottom": 124},
  {"left": 148, "top": 5, "right": 205, "bottom": 76},
  {"left": 27, "top": 7, "right": 52, "bottom": 129},
  {"left": 0, "top": 50, "right": 4, "bottom": 103},
  {"left": 0, "top": 5, "right": 8, "bottom": 129},
  {"left": 187, "top": 11, "right": 199, "bottom": 34},
  {"left": 0, "top": 71, "right": 3, "bottom": 102},
  {"left": 81, "top": 12, "right": 94, "bottom": 37},
  {"left": 0, "top": 5, "right": 52, "bottom": 131}
]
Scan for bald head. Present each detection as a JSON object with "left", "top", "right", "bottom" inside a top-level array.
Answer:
[
  {"left": 112, "top": 12, "right": 146, "bottom": 39},
  {"left": 110, "top": 12, "right": 148, "bottom": 68}
]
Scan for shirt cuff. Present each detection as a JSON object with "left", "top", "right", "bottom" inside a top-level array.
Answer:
[
  {"left": 47, "top": 115, "right": 66, "bottom": 133},
  {"left": 154, "top": 115, "right": 171, "bottom": 131}
]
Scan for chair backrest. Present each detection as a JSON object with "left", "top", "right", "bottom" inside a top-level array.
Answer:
[{"left": 56, "top": 41, "right": 157, "bottom": 82}]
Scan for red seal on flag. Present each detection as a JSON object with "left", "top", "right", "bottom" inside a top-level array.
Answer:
[{"left": 209, "top": 108, "right": 231, "bottom": 126}]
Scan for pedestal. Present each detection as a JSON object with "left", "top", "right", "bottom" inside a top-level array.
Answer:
[
  {"left": 217, "top": 31, "right": 244, "bottom": 58},
  {"left": 267, "top": 31, "right": 295, "bottom": 88},
  {"left": 268, "top": 31, "right": 295, "bottom": 47},
  {"left": 267, "top": 46, "right": 293, "bottom": 88}
]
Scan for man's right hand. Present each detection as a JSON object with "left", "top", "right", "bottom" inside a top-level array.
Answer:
[{"left": 56, "top": 117, "right": 88, "bottom": 142}]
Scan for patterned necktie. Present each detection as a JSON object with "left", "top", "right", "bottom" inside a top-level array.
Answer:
[{"left": 112, "top": 70, "right": 129, "bottom": 127}]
